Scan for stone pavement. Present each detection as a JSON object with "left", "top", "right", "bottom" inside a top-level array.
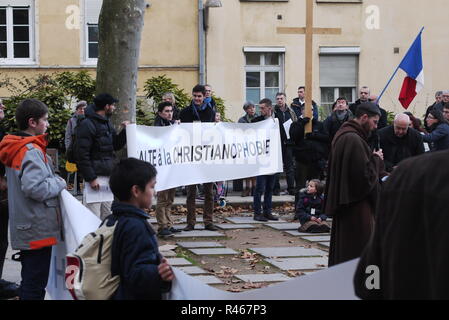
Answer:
[{"left": 2, "top": 184, "right": 332, "bottom": 296}]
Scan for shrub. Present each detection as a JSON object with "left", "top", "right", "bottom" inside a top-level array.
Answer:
[{"left": 143, "top": 75, "right": 229, "bottom": 121}]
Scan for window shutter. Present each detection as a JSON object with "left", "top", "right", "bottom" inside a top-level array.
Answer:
[
  {"left": 319, "top": 55, "right": 358, "bottom": 87},
  {"left": 85, "top": 0, "right": 103, "bottom": 24}
]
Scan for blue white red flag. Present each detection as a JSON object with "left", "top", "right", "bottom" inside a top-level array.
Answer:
[{"left": 398, "top": 31, "right": 424, "bottom": 109}]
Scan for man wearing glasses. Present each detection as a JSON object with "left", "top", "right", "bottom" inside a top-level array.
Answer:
[{"left": 0, "top": 100, "right": 20, "bottom": 299}]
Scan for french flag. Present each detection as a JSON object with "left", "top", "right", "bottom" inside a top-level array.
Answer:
[{"left": 398, "top": 31, "right": 424, "bottom": 109}]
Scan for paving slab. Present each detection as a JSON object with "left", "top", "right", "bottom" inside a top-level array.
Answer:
[
  {"left": 190, "top": 248, "right": 238, "bottom": 255},
  {"left": 300, "top": 236, "right": 331, "bottom": 242},
  {"left": 193, "top": 275, "right": 224, "bottom": 285},
  {"left": 175, "top": 224, "right": 205, "bottom": 230},
  {"left": 172, "top": 230, "right": 225, "bottom": 238},
  {"left": 318, "top": 242, "right": 330, "bottom": 248},
  {"left": 178, "top": 217, "right": 204, "bottom": 223},
  {"left": 250, "top": 247, "right": 327, "bottom": 258},
  {"left": 225, "top": 216, "right": 286, "bottom": 224},
  {"left": 216, "top": 224, "right": 257, "bottom": 230},
  {"left": 177, "top": 266, "right": 209, "bottom": 275},
  {"left": 160, "top": 250, "right": 177, "bottom": 257},
  {"left": 177, "top": 241, "right": 225, "bottom": 249},
  {"left": 284, "top": 230, "right": 330, "bottom": 237},
  {"left": 264, "top": 223, "right": 301, "bottom": 230},
  {"left": 167, "top": 258, "right": 192, "bottom": 266},
  {"left": 235, "top": 273, "right": 291, "bottom": 283},
  {"left": 265, "top": 257, "right": 328, "bottom": 271}
]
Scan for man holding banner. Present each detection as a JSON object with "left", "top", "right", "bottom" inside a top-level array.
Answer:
[{"left": 179, "top": 85, "right": 218, "bottom": 231}]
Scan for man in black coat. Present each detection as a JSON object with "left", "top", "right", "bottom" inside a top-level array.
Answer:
[
  {"left": 323, "top": 97, "right": 354, "bottom": 144},
  {"left": 378, "top": 113, "right": 425, "bottom": 172},
  {"left": 290, "top": 86, "right": 319, "bottom": 121},
  {"left": 75, "top": 93, "right": 128, "bottom": 219},
  {"left": 179, "top": 85, "right": 218, "bottom": 231},
  {"left": 354, "top": 149, "right": 449, "bottom": 299},
  {"left": 290, "top": 116, "right": 329, "bottom": 191}
]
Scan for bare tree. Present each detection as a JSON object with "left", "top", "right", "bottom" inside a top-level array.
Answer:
[{"left": 96, "top": 0, "right": 147, "bottom": 130}]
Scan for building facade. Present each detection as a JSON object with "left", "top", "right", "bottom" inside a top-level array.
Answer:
[{"left": 0, "top": 0, "right": 447, "bottom": 121}]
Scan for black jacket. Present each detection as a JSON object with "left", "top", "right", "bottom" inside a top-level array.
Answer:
[
  {"left": 75, "top": 105, "right": 127, "bottom": 182},
  {"left": 153, "top": 115, "right": 174, "bottom": 127},
  {"left": 179, "top": 101, "right": 215, "bottom": 123},
  {"left": 290, "top": 98, "right": 319, "bottom": 120},
  {"left": 289, "top": 119, "right": 329, "bottom": 165},
  {"left": 322, "top": 110, "right": 354, "bottom": 144},
  {"left": 295, "top": 191, "right": 326, "bottom": 225},
  {"left": 378, "top": 125, "right": 425, "bottom": 172},
  {"left": 110, "top": 202, "right": 171, "bottom": 300}
]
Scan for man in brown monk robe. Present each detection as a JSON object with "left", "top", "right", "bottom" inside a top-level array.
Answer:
[
  {"left": 325, "top": 102, "right": 386, "bottom": 267},
  {"left": 354, "top": 149, "right": 449, "bottom": 299}
]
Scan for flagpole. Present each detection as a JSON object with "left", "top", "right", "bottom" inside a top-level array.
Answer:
[{"left": 377, "top": 27, "right": 425, "bottom": 104}]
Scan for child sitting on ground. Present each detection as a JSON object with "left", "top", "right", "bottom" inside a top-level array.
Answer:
[
  {"left": 295, "top": 179, "right": 330, "bottom": 233},
  {"left": 108, "top": 158, "right": 174, "bottom": 300}
]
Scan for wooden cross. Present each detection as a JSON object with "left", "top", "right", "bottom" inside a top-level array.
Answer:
[{"left": 277, "top": 0, "right": 341, "bottom": 133}]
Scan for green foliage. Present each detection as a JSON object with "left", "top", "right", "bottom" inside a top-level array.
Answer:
[
  {"left": 2, "top": 75, "right": 71, "bottom": 149},
  {"left": 143, "top": 75, "right": 229, "bottom": 121},
  {"left": 143, "top": 75, "right": 190, "bottom": 112},
  {"left": 1, "top": 71, "right": 97, "bottom": 150},
  {"left": 386, "top": 110, "right": 395, "bottom": 126},
  {"left": 136, "top": 98, "right": 156, "bottom": 126},
  {"left": 54, "top": 71, "right": 96, "bottom": 103},
  {"left": 212, "top": 95, "right": 230, "bottom": 122}
]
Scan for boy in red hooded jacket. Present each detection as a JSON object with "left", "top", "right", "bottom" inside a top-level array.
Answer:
[{"left": 0, "top": 99, "right": 66, "bottom": 300}]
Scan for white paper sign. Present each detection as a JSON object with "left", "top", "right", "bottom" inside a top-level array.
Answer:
[
  {"left": 84, "top": 176, "right": 114, "bottom": 204},
  {"left": 283, "top": 119, "right": 293, "bottom": 140}
]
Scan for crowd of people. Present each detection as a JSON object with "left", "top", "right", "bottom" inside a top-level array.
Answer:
[{"left": 0, "top": 82, "right": 449, "bottom": 300}]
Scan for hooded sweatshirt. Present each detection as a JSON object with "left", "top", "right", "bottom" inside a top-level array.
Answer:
[{"left": 0, "top": 133, "right": 66, "bottom": 250}]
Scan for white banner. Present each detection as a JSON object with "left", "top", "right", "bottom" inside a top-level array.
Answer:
[
  {"left": 46, "top": 190, "right": 101, "bottom": 300},
  {"left": 126, "top": 120, "right": 283, "bottom": 192},
  {"left": 46, "top": 191, "right": 358, "bottom": 300}
]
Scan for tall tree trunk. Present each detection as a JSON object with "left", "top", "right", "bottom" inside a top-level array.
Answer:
[{"left": 96, "top": 0, "right": 146, "bottom": 131}]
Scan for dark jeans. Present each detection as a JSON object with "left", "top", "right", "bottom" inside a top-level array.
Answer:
[
  {"left": 0, "top": 194, "right": 7, "bottom": 279},
  {"left": 19, "top": 246, "right": 52, "bottom": 300},
  {"left": 274, "top": 147, "right": 295, "bottom": 193},
  {"left": 253, "top": 175, "right": 276, "bottom": 216}
]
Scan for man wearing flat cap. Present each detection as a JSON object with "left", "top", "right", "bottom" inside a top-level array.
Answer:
[{"left": 324, "top": 102, "right": 388, "bottom": 266}]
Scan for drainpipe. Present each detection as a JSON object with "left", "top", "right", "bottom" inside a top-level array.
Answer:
[{"left": 198, "top": 0, "right": 206, "bottom": 85}]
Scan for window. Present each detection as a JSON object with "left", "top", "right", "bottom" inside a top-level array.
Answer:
[
  {"left": 319, "top": 48, "right": 359, "bottom": 114},
  {"left": 244, "top": 50, "right": 284, "bottom": 107},
  {"left": 0, "top": 1, "right": 34, "bottom": 64},
  {"left": 84, "top": 0, "right": 102, "bottom": 63}
]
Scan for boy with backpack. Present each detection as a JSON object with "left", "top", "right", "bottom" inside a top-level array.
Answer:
[
  {"left": 0, "top": 99, "right": 67, "bottom": 300},
  {"left": 108, "top": 158, "right": 174, "bottom": 299}
]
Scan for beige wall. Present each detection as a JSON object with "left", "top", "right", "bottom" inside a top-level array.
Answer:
[
  {"left": 207, "top": 0, "right": 449, "bottom": 121},
  {"left": 2, "top": 0, "right": 448, "bottom": 122},
  {"left": 0, "top": 0, "right": 199, "bottom": 98}
]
